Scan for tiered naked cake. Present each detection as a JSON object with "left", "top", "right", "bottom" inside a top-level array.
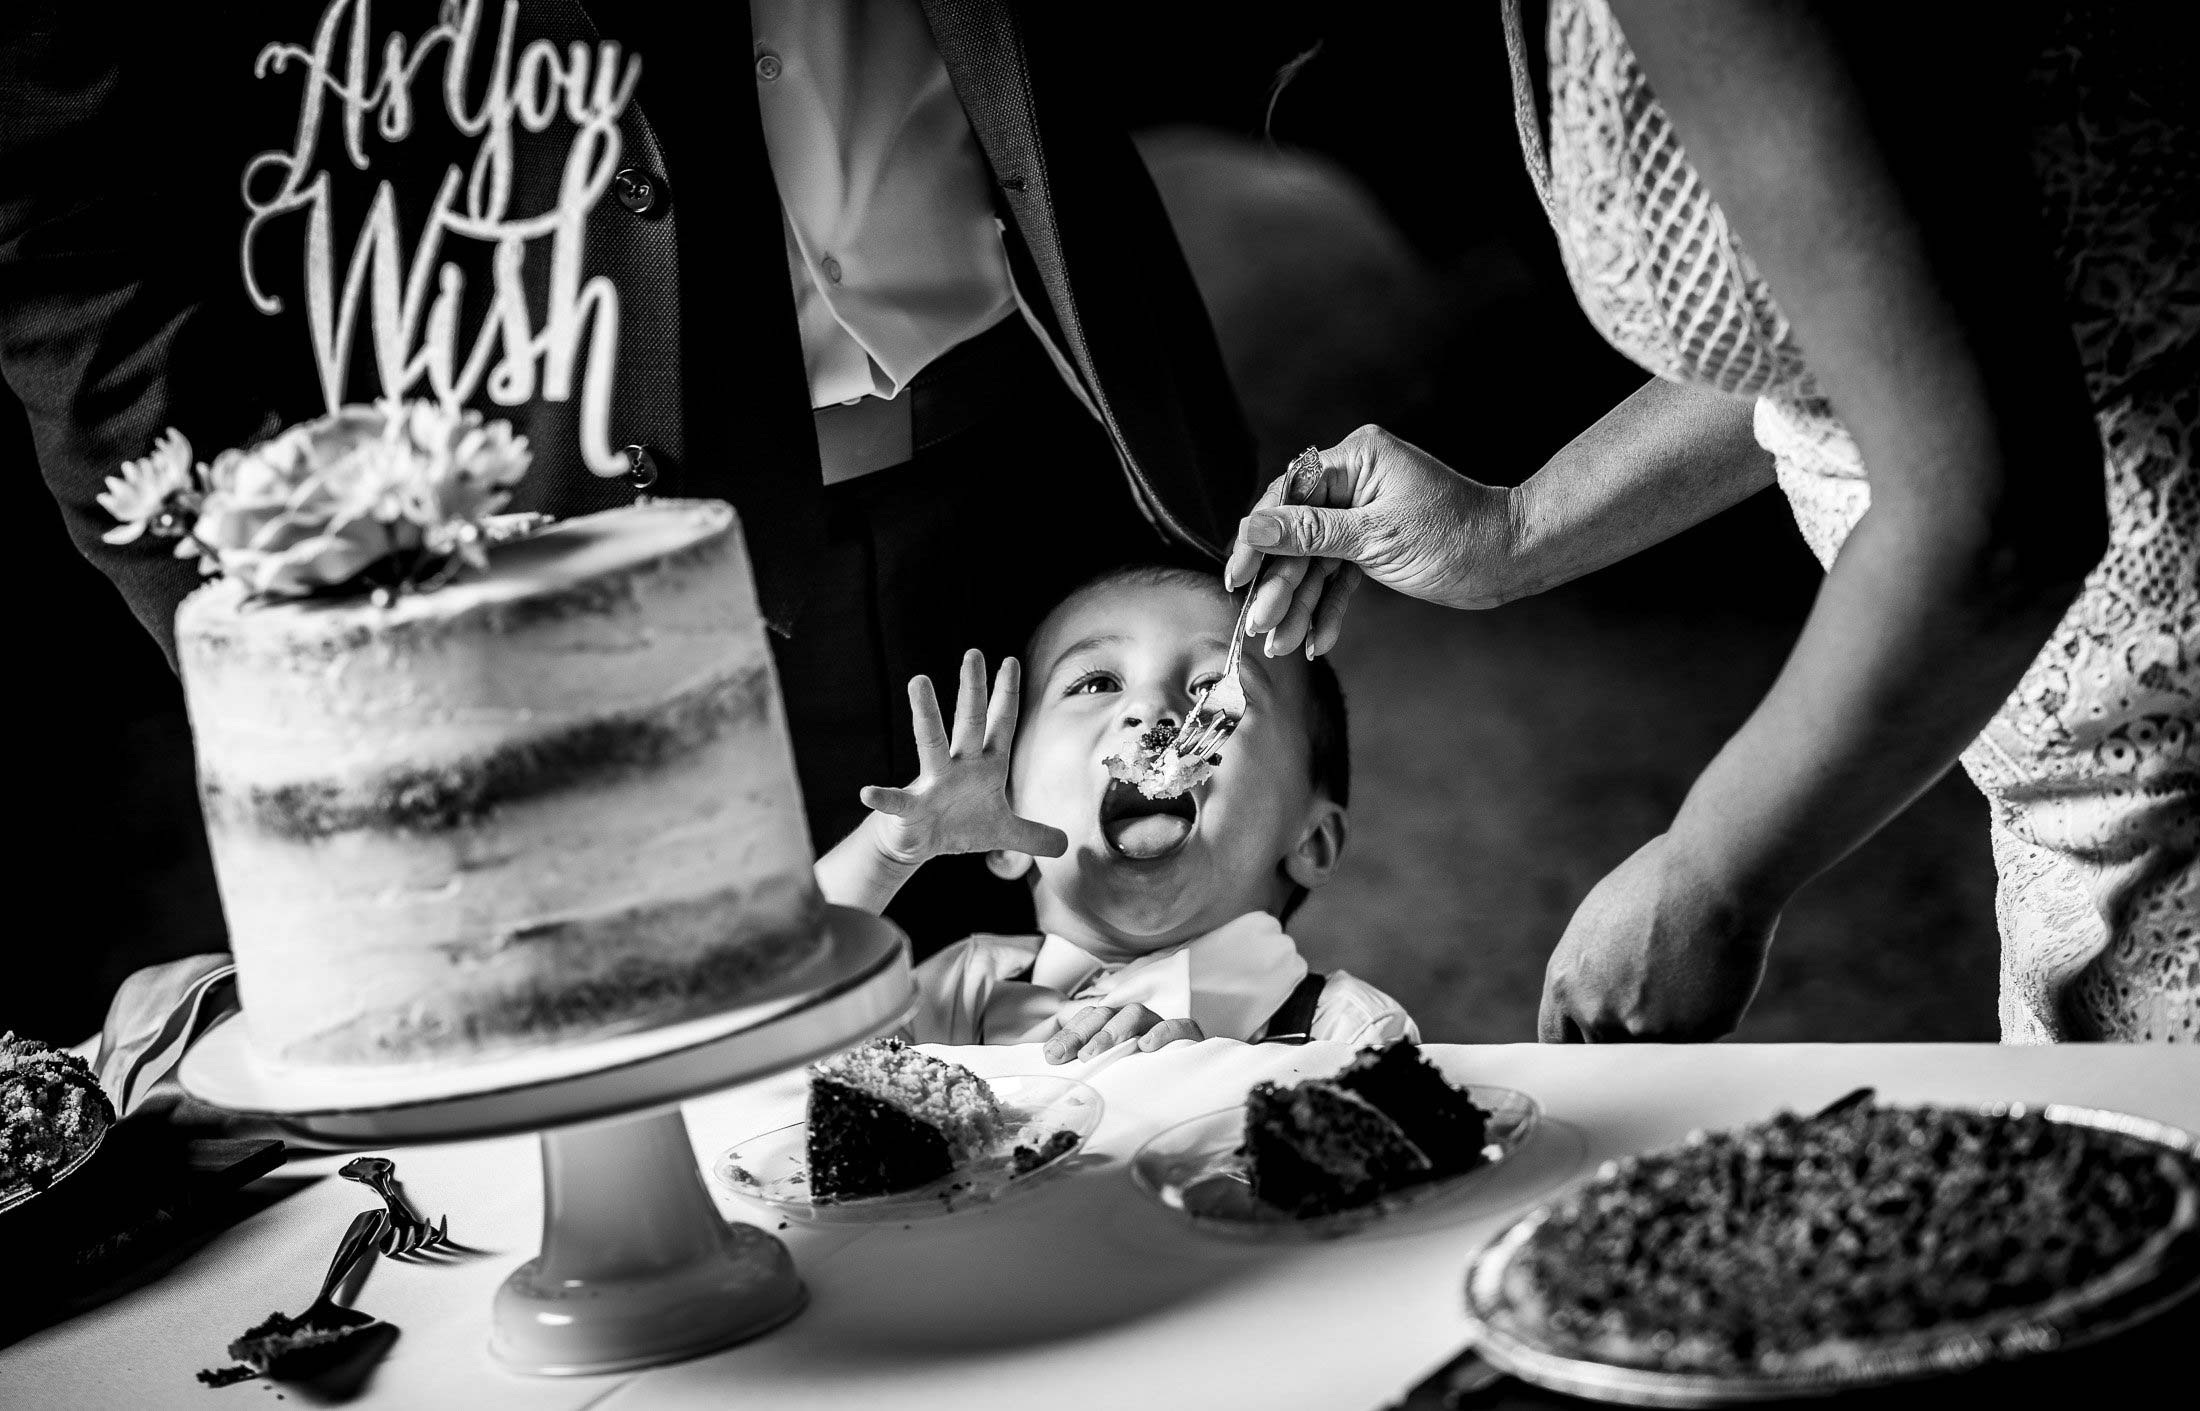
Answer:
[{"left": 176, "top": 500, "right": 827, "bottom": 1069}]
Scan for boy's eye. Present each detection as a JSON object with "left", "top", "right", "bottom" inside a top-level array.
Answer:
[
  {"left": 1064, "top": 670, "right": 1119, "bottom": 696},
  {"left": 1189, "top": 673, "right": 1223, "bottom": 694}
]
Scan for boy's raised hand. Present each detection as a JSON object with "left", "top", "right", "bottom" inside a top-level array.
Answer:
[{"left": 860, "top": 650, "right": 1068, "bottom": 868}]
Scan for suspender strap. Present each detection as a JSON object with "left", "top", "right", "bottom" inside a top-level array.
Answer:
[{"left": 1258, "top": 971, "right": 1329, "bottom": 1044}]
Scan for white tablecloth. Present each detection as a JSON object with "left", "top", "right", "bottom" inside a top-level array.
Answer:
[{"left": 9, "top": 1042, "right": 2199, "bottom": 1410}]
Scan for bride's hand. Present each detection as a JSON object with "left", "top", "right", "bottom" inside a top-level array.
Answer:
[
  {"left": 1537, "top": 834, "right": 1781, "bottom": 1042},
  {"left": 1225, "top": 426, "right": 1517, "bottom": 657}
]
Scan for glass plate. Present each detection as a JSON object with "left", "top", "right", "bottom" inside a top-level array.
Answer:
[
  {"left": 1130, "top": 1084, "right": 1540, "bottom": 1241},
  {"left": 713, "top": 1074, "right": 1103, "bottom": 1223}
]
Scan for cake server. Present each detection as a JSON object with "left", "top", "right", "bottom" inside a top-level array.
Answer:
[{"left": 1171, "top": 446, "right": 1328, "bottom": 769}]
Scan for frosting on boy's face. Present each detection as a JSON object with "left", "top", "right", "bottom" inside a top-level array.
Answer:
[{"left": 1007, "top": 574, "right": 1337, "bottom": 955}]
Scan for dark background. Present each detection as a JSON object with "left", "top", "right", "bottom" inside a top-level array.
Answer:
[{"left": 2, "top": 2, "right": 1998, "bottom": 1044}]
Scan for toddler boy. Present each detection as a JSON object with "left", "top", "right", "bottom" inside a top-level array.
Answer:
[{"left": 815, "top": 565, "right": 1415, "bottom": 1061}]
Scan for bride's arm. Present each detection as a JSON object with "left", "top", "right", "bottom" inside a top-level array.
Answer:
[
  {"left": 1505, "top": 375, "right": 1773, "bottom": 602},
  {"left": 1230, "top": 374, "right": 1771, "bottom": 651},
  {"left": 1539, "top": 1, "right": 2105, "bottom": 1039}
]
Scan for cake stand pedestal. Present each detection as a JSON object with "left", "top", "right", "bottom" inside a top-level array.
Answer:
[
  {"left": 491, "top": 1106, "right": 806, "bottom": 1374},
  {"left": 178, "top": 906, "right": 914, "bottom": 1376}
]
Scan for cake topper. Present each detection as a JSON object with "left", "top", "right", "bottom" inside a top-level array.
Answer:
[{"left": 99, "top": 399, "right": 532, "bottom": 601}]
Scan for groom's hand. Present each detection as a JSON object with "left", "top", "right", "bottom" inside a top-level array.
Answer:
[
  {"left": 1538, "top": 834, "right": 1779, "bottom": 1042},
  {"left": 860, "top": 650, "right": 1067, "bottom": 868}
]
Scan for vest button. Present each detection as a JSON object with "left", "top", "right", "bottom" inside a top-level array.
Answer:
[
  {"left": 623, "top": 444, "right": 660, "bottom": 490},
  {"left": 755, "top": 52, "right": 782, "bottom": 82},
  {"left": 611, "top": 167, "right": 665, "bottom": 217}
]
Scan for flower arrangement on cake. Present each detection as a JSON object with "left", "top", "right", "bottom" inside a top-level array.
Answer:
[{"left": 97, "top": 400, "right": 532, "bottom": 600}]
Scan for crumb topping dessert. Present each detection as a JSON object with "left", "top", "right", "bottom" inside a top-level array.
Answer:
[
  {"left": 806, "top": 1039, "right": 1004, "bottom": 1200},
  {"left": 0, "top": 1031, "right": 114, "bottom": 1195},
  {"left": 1103, "top": 719, "right": 1216, "bottom": 800},
  {"left": 1240, "top": 1041, "right": 1493, "bottom": 1217},
  {"left": 1503, "top": 1100, "right": 2200, "bottom": 1375}
]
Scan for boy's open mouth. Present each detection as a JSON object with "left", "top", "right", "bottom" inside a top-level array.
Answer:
[{"left": 1099, "top": 775, "right": 1197, "bottom": 861}]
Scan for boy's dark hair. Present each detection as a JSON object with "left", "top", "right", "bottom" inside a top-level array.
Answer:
[{"left": 1041, "top": 564, "right": 1350, "bottom": 922}]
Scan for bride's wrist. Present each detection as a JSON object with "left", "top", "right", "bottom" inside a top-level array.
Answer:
[
  {"left": 1662, "top": 807, "right": 1794, "bottom": 926},
  {"left": 1430, "top": 479, "right": 1530, "bottom": 611}
]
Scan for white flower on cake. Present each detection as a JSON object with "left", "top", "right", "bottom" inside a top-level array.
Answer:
[
  {"left": 98, "top": 400, "right": 532, "bottom": 600},
  {"left": 96, "top": 428, "right": 198, "bottom": 545}
]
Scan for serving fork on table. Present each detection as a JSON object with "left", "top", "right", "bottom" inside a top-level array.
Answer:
[
  {"left": 338, "top": 1156, "right": 451, "bottom": 1258},
  {"left": 1170, "top": 447, "right": 1328, "bottom": 769}
]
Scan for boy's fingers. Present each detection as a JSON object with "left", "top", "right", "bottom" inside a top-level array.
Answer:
[
  {"left": 1306, "top": 564, "right": 1362, "bottom": 658},
  {"left": 907, "top": 675, "right": 949, "bottom": 770},
  {"left": 949, "top": 649, "right": 988, "bottom": 756},
  {"left": 983, "top": 656, "right": 1022, "bottom": 752},
  {"left": 1138, "top": 1019, "right": 1202, "bottom": 1051},
  {"left": 1007, "top": 817, "right": 1068, "bottom": 859},
  {"left": 859, "top": 785, "right": 917, "bottom": 816},
  {"left": 1044, "top": 1006, "right": 1110, "bottom": 1062},
  {"left": 1062, "top": 1005, "right": 1112, "bottom": 1045},
  {"left": 1081, "top": 1004, "right": 1155, "bottom": 1058}
]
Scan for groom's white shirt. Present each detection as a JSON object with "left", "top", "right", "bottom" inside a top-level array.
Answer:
[{"left": 909, "top": 912, "right": 1419, "bottom": 1049}]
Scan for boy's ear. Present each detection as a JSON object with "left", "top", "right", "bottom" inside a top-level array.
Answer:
[
  {"left": 986, "top": 849, "right": 1035, "bottom": 882},
  {"left": 1282, "top": 798, "right": 1347, "bottom": 892}
]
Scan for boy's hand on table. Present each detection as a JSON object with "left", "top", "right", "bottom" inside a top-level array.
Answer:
[
  {"left": 860, "top": 649, "right": 1068, "bottom": 867},
  {"left": 1043, "top": 1004, "right": 1204, "bottom": 1063}
]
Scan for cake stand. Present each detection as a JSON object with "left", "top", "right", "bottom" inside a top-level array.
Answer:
[{"left": 178, "top": 906, "right": 914, "bottom": 1376}]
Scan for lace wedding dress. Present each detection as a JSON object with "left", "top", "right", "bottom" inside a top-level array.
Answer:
[{"left": 1505, "top": 0, "right": 2198, "bottom": 1040}]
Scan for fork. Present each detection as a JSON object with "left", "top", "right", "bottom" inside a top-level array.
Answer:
[
  {"left": 338, "top": 1156, "right": 450, "bottom": 1258},
  {"left": 224, "top": 1209, "right": 390, "bottom": 1380},
  {"left": 1172, "top": 446, "right": 1326, "bottom": 765}
]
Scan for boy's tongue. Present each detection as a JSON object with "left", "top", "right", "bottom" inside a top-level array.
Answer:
[
  {"left": 1100, "top": 776, "right": 1196, "bottom": 859},
  {"left": 1107, "top": 813, "right": 1192, "bottom": 859}
]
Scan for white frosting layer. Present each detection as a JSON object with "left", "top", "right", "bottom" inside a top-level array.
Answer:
[{"left": 177, "top": 501, "right": 826, "bottom": 1067}]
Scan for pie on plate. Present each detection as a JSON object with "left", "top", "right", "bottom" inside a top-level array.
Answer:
[
  {"left": 0, "top": 1033, "right": 114, "bottom": 1213},
  {"left": 1466, "top": 1095, "right": 2200, "bottom": 1397}
]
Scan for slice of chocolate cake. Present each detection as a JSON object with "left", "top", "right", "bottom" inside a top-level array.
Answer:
[
  {"left": 1330, "top": 1040, "right": 1490, "bottom": 1173},
  {"left": 806, "top": 1039, "right": 1003, "bottom": 1201},
  {"left": 1239, "top": 1040, "right": 1493, "bottom": 1218},
  {"left": 1243, "top": 1082, "right": 1433, "bottom": 1217}
]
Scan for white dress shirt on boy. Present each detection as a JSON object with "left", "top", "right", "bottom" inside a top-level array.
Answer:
[{"left": 910, "top": 912, "right": 1419, "bottom": 1049}]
